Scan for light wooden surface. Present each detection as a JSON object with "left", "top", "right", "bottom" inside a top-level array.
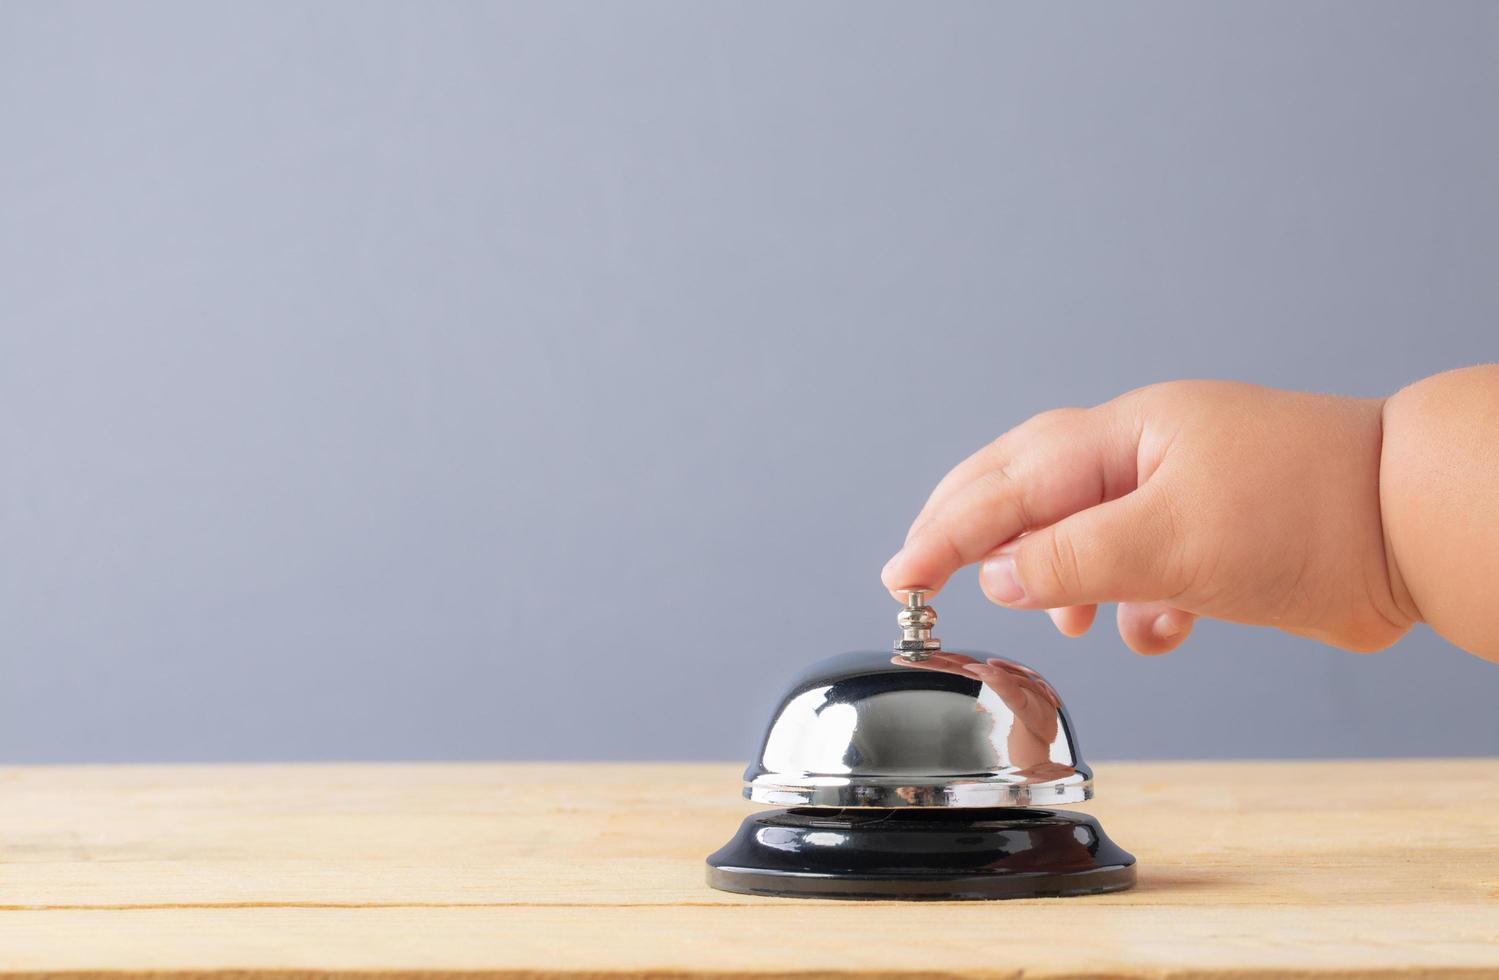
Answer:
[{"left": 3, "top": 760, "right": 1498, "bottom": 978}]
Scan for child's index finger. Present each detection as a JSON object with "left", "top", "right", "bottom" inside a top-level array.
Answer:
[{"left": 880, "top": 403, "right": 1142, "bottom": 598}]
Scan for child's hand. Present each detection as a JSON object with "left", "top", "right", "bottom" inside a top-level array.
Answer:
[{"left": 881, "top": 381, "right": 1417, "bottom": 655}]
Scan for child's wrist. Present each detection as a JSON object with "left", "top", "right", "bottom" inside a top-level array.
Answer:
[{"left": 1377, "top": 390, "right": 1426, "bottom": 629}]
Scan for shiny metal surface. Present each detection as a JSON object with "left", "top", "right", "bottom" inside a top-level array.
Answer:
[
  {"left": 744, "top": 650, "right": 1092, "bottom": 808},
  {"left": 893, "top": 589, "right": 942, "bottom": 661}
]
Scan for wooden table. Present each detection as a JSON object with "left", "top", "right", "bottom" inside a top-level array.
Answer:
[{"left": 3, "top": 760, "right": 1498, "bottom": 978}]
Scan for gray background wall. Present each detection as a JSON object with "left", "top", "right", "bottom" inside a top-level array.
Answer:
[{"left": 3, "top": 1, "right": 1497, "bottom": 764}]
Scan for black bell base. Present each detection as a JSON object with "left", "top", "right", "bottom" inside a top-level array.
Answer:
[{"left": 706, "top": 806, "right": 1136, "bottom": 900}]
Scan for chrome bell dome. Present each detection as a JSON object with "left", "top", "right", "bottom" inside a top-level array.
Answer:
[
  {"left": 742, "top": 593, "right": 1091, "bottom": 808},
  {"left": 743, "top": 649, "right": 1091, "bottom": 807}
]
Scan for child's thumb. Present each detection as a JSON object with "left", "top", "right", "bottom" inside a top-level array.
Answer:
[{"left": 979, "top": 483, "right": 1183, "bottom": 610}]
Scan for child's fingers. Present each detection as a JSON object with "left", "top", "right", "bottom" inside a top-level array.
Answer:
[
  {"left": 1116, "top": 601, "right": 1196, "bottom": 655},
  {"left": 882, "top": 405, "right": 1140, "bottom": 596},
  {"left": 903, "top": 408, "right": 1088, "bottom": 544},
  {"left": 978, "top": 481, "right": 1187, "bottom": 609},
  {"left": 1046, "top": 605, "right": 1097, "bottom": 637}
]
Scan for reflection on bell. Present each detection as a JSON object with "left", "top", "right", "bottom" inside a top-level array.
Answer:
[{"left": 705, "top": 592, "right": 1137, "bottom": 900}]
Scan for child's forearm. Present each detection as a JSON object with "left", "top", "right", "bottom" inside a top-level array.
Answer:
[{"left": 1381, "top": 365, "right": 1499, "bottom": 663}]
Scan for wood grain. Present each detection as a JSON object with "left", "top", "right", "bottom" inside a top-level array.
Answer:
[{"left": 2, "top": 760, "right": 1498, "bottom": 977}]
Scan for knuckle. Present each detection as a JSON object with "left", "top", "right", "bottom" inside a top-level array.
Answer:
[
  {"left": 973, "top": 464, "right": 1033, "bottom": 533},
  {"left": 1039, "top": 528, "right": 1084, "bottom": 599},
  {"left": 911, "top": 515, "right": 966, "bottom": 571},
  {"left": 1004, "top": 407, "right": 1086, "bottom": 451},
  {"left": 1144, "top": 482, "right": 1195, "bottom": 597},
  {"left": 1031, "top": 406, "right": 1084, "bottom": 428}
]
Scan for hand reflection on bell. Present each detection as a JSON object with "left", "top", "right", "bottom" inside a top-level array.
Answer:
[{"left": 891, "top": 651, "right": 1069, "bottom": 778}]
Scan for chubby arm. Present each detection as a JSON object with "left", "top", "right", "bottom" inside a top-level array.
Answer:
[{"left": 1381, "top": 366, "right": 1499, "bottom": 663}]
